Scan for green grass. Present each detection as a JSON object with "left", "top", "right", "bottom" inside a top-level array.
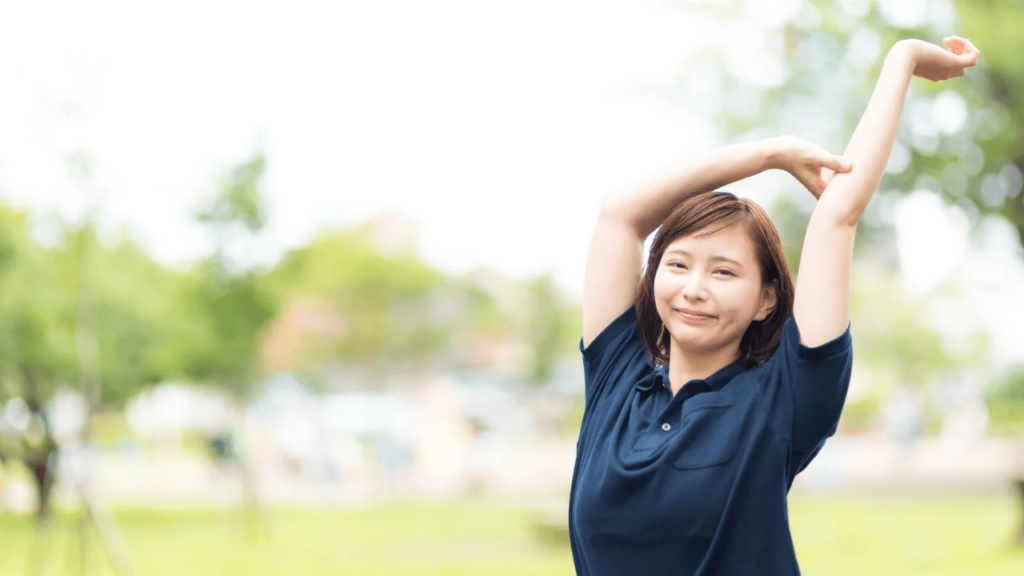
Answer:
[
  {"left": 0, "top": 491, "right": 1021, "bottom": 575},
  {"left": 790, "top": 491, "right": 1024, "bottom": 576}
]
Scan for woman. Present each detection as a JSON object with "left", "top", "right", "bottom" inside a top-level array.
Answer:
[{"left": 570, "top": 36, "right": 979, "bottom": 575}]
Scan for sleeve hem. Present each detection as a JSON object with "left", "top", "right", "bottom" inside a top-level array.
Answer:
[
  {"left": 786, "top": 316, "right": 852, "bottom": 362},
  {"left": 580, "top": 306, "right": 638, "bottom": 363}
]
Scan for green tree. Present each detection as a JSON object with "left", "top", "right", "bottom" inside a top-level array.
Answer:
[
  {"left": 671, "top": 0, "right": 1023, "bottom": 248},
  {"left": 0, "top": 207, "right": 77, "bottom": 521},
  {"left": 262, "top": 221, "right": 459, "bottom": 381},
  {"left": 955, "top": 0, "right": 1024, "bottom": 243},
  {"left": 524, "top": 272, "right": 580, "bottom": 385},
  {"left": 260, "top": 217, "right": 584, "bottom": 385},
  {"left": 185, "top": 148, "right": 279, "bottom": 399},
  {"left": 0, "top": 209, "right": 190, "bottom": 521}
]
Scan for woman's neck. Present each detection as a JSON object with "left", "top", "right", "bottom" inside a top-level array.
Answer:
[{"left": 665, "top": 340, "right": 740, "bottom": 396}]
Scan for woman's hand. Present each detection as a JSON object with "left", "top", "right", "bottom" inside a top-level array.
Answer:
[
  {"left": 899, "top": 36, "right": 979, "bottom": 82},
  {"left": 770, "top": 135, "right": 853, "bottom": 199}
]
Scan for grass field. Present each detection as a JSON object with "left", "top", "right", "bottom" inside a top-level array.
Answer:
[{"left": 0, "top": 491, "right": 1022, "bottom": 575}]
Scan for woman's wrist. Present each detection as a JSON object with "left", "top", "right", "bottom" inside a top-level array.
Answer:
[
  {"left": 887, "top": 39, "right": 919, "bottom": 74},
  {"left": 765, "top": 135, "right": 795, "bottom": 172}
]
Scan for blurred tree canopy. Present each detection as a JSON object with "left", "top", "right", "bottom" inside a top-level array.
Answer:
[
  {"left": 0, "top": 208, "right": 193, "bottom": 519},
  {"left": 260, "top": 219, "right": 581, "bottom": 386},
  {"left": 0, "top": 148, "right": 286, "bottom": 520},
  {"left": 673, "top": 0, "right": 1023, "bottom": 248},
  {"left": 986, "top": 366, "right": 1024, "bottom": 434},
  {"left": 0, "top": 141, "right": 583, "bottom": 522},
  {"left": 261, "top": 223, "right": 452, "bottom": 379},
  {"left": 183, "top": 149, "right": 279, "bottom": 399}
]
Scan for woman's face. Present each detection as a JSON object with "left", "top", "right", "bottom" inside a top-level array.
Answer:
[{"left": 653, "top": 222, "right": 776, "bottom": 360}]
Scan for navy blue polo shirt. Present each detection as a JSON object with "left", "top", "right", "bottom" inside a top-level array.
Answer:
[{"left": 569, "top": 305, "right": 852, "bottom": 576}]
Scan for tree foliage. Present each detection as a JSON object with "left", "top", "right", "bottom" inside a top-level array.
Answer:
[
  {"left": 185, "top": 149, "right": 280, "bottom": 398},
  {"left": 261, "top": 219, "right": 581, "bottom": 386},
  {"left": 0, "top": 206, "right": 192, "bottom": 518},
  {"left": 674, "top": 0, "right": 1024, "bottom": 247}
]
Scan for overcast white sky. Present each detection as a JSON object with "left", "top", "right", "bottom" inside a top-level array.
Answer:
[
  {"left": 0, "top": 0, "right": 713, "bottom": 288},
  {"left": 0, "top": 0, "right": 1021, "bottom": 364}
]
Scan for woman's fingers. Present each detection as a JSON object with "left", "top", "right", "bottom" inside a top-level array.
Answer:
[
  {"left": 792, "top": 170, "right": 815, "bottom": 196},
  {"left": 948, "top": 36, "right": 978, "bottom": 56},
  {"left": 943, "top": 36, "right": 979, "bottom": 66},
  {"left": 795, "top": 169, "right": 825, "bottom": 199},
  {"left": 781, "top": 137, "right": 851, "bottom": 198},
  {"left": 819, "top": 154, "right": 853, "bottom": 173},
  {"left": 821, "top": 166, "right": 837, "bottom": 186},
  {"left": 914, "top": 37, "right": 978, "bottom": 82},
  {"left": 962, "top": 39, "right": 980, "bottom": 66}
]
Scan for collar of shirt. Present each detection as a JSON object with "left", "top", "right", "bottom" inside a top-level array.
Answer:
[{"left": 634, "top": 361, "right": 748, "bottom": 394}]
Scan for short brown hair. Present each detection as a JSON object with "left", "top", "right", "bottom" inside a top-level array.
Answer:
[{"left": 633, "top": 190, "right": 794, "bottom": 368}]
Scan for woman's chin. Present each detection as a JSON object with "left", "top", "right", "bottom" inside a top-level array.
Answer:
[
  {"left": 667, "top": 327, "right": 741, "bottom": 357},
  {"left": 667, "top": 329, "right": 714, "bottom": 351}
]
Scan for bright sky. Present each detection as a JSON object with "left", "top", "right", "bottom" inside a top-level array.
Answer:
[
  {"left": 0, "top": 0, "right": 712, "bottom": 289},
  {"left": 0, "top": 0, "right": 1021, "bottom": 365}
]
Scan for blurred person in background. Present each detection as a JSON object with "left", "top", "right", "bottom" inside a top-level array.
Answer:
[{"left": 570, "top": 36, "right": 979, "bottom": 575}]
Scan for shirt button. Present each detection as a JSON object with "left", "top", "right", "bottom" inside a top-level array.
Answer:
[{"left": 661, "top": 423, "right": 671, "bottom": 431}]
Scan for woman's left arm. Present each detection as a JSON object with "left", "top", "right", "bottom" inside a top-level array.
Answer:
[{"left": 791, "top": 36, "right": 980, "bottom": 346}]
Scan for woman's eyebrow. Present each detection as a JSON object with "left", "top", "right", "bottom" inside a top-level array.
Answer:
[{"left": 666, "top": 249, "right": 743, "bottom": 267}]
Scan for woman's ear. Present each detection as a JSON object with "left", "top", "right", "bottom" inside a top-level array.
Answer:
[{"left": 754, "top": 281, "right": 778, "bottom": 322}]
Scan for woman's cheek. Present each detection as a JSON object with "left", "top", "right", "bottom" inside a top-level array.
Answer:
[{"left": 716, "top": 282, "right": 755, "bottom": 318}]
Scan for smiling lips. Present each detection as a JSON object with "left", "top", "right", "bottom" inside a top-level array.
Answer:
[{"left": 677, "top": 308, "right": 715, "bottom": 322}]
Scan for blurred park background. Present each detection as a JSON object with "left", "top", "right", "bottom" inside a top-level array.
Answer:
[{"left": 1, "top": 0, "right": 1023, "bottom": 574}]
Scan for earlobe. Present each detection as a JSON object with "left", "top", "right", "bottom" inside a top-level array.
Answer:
[{"left": 755, "top": 282, "right": 778, "bottom": 321}]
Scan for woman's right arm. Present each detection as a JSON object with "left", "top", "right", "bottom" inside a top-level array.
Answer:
[
  {"left": 791, "top": 37, "right": 979, "bottom": 347},
  {"left": 582, "top": 140, "right": 850, "bottom": 349}
]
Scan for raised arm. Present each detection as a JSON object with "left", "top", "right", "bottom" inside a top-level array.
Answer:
[
  {"left": 791, "top": 37, "right": 980, "bottom": 346},
  {"left": 584, "top": 140, "right": 849, "bottom": 349},
  {"left": 603, "top": 141, "right": 805, "bottom": 238}
]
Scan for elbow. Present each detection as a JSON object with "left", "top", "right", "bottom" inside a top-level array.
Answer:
[
  {"left": 816, "top": 182, "right": 871, "bottom": 228},
  {"left": 600, "top": 193, "right": 637, "bottom": 224},
  {"left": 599, "top": 191, "right": 636, "bottom": 219},
  {"left": 833, "top": 207, "right": 863, "bottom": 229},
  {"left": 815, "top": 202, "right": 863, "bottom": 230},
  {"left": 598, "top": 193, "right": 621, "bottom": 216}
]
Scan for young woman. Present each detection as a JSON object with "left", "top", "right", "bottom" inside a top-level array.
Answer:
[{"left": 571, "top": 36, "right": 979, "bottom": 575}]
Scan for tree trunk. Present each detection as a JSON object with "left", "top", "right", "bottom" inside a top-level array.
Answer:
[
  {"left": 1016, "top": 478, "right": 1024, "bottom": 546},
  {"left": 20, "top": 366, "right": 58, "bottom": 523},
  {"left": 27, "top": 444, "right": 56, "bottom": 522}
]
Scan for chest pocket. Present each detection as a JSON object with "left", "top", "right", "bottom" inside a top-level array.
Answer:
[{"left": 669, "top": 402, "right": 739, "bottom": 470}]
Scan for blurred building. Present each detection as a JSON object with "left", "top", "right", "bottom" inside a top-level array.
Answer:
[{"left": 258, "top": 297, "right": 348, "bottom": 374}]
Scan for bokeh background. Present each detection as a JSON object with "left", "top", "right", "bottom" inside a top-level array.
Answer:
[{"left": 1, "top": 0, "right": 1023, "bottom": 574}]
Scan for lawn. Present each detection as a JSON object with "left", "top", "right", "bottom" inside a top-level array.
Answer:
[{"left": 0, "top": 491, "right": 1021, "bottom": 575}]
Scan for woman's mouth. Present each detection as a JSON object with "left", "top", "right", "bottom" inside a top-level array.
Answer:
[{"left": 677, "top": 309, "right": 714, "bottom": 323}]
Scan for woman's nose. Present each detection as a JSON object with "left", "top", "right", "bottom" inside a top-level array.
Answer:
[{"left": 681, "top": 273, "right": 708, "bottom": 301}]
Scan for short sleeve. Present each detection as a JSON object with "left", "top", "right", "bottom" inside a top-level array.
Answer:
[
  {"left": 578, "top": 306, "right": 645, "bottom": 411},
  {"left": 751, "top": 314, "right": 853, "bottom": 452}
]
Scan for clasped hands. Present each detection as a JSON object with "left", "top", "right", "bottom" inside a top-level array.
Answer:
[{"left": 770, "top": 135, "right": 852, "bottom": 200}]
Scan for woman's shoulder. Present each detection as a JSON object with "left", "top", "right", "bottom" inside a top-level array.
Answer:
[
  {"left": 580, "top": 305, "right": 639, "bottom": 361},
  {"left": 579, "top": 305, "right": 652, "bottom": 413}
]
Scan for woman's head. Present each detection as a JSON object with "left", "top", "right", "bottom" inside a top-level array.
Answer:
[{"left": 634, "top": 191, "right": 794, "bottom": 368}]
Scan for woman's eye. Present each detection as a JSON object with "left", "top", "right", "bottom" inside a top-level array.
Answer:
[
  {"left": 670, "top": 263, "right": 687, "bottom": 269},
  {"left": 715, "top": 269, "right": 734, "bottom": 276}
]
